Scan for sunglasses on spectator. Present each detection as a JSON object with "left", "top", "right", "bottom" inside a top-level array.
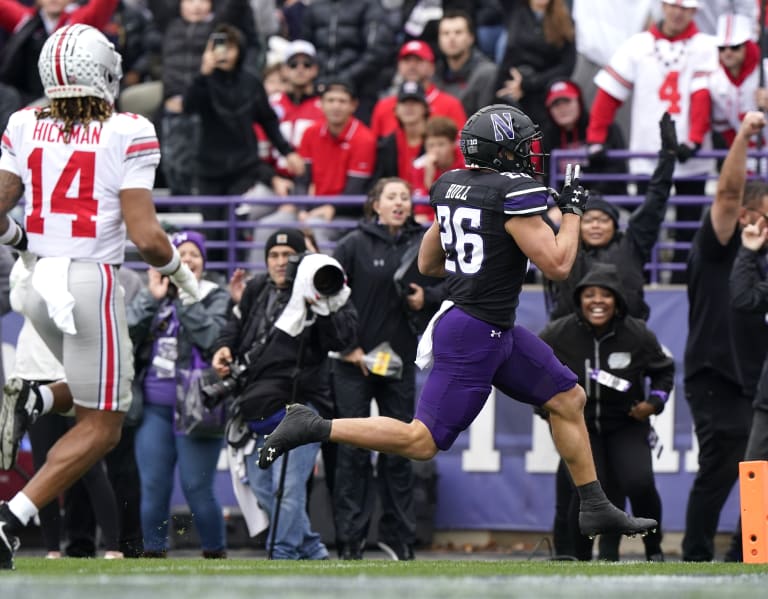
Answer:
[
  {"left": 718, "top": 43, "right": 745, "bottom": 52},
  {"left": 287, "top": 59, "right": 315, "bottom": 69}
]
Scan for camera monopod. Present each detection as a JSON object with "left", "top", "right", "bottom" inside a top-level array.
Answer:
[{"left": 267, "top": 323, "right": 309, "bottom": 560}]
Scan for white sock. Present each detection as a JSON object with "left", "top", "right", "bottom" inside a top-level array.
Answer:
[
  {"left": 8, "top": 492, "right": 38, "bottom": 526},
  {"left": 38, "top": 385, "right": 54, "bottom": 414}
]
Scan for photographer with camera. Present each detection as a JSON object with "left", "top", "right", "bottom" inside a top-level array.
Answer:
[
  {"left": 329, "top": 177, "right": 447, "bottom": 561},
  {"left": 210, "top": 228, "right": 356, "bottom": 560},
  {"left": 127, "top": 230, "right": 230, "bottom": 558}
]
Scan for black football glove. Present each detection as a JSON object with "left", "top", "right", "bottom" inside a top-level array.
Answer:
[
  {"left": 556, "top": 164, "right": 588, "bottom": 217},
  {"left": 676, "top": 142, "right": 700, "bottom": 163},
  {"left": 659, "top": 112, "right": 678, "bottom": 156}
]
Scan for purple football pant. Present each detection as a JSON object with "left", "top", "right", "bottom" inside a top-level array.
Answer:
[{"left": 415, "top": 307, "right": 577, "bottom": 450}]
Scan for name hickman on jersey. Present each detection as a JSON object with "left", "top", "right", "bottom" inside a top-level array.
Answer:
[{"left": 32, "top": 120, "right": 102, "bottom": 145}]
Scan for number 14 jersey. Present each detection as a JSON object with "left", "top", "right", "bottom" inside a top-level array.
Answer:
[
  {"left": 0, "top": 108, "right": 160, "bottom": 264},
  {"left": 430, "top": 168, "right": 549, "bottom": 329}
]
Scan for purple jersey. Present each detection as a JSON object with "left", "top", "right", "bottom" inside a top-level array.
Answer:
[{"left": 430, "top": 167, "right": 549, "bottom": 328}]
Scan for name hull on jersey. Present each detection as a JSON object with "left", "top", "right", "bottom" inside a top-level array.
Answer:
[
  {"left": 32, "top": 120, "right": 102, "bottom": 145},
  {"left": 444, "top": 184, "right": 471, "bottom": 200}
]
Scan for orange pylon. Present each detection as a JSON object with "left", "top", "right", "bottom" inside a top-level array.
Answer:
[{"left": 739, "top": 460, "right": 768, "bottom": 563}]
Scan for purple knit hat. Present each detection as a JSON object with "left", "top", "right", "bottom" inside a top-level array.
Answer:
[{"left": 171, "top": 230, "right": 207, "bottom": 265}]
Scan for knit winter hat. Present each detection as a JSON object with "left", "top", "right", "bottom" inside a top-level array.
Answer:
[
  {"left": 171, "top": 230, "right": 207, "bottom": 266},
  {"left": 264, "top": 228, "right": 306, "bottom": 261},
  {"left": 584, "top": 196, "right": 620, "bottom": 228}
]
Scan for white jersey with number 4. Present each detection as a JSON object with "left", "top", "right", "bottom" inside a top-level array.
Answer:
[
  {"left": 0, "top": 108, "right": 160, "bottom": 264},
  {"left": 594, "top": 26, "right": 718, "bottom": 177}
]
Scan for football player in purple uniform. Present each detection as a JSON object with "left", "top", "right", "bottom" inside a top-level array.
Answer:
[{"left": 258, "top": 104, "right": 657, "bottom": 541}]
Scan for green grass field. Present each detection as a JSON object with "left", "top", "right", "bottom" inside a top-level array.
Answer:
[{"left": 2, "top": 559, "right": 768, "bottom": 598}]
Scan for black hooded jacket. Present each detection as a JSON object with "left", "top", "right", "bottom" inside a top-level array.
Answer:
[
  {"left": 546, "top": 146, "right": 675, "bottom": 321},
  {"left": 182, "top": 30, "right": 292, "bottom": 180},
  {"left": 540, "top": 265, "right": 675, "bottom": 434},
  {"left": 333, "top": 219, "right": 447, "bottom": 364}
]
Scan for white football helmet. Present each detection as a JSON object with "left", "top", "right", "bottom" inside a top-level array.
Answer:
[{"left": 38, "top": 24, "right": 123, "bottom": 105}]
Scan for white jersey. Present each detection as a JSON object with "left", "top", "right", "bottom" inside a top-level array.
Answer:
[
  {"left": 594, "top": 26, "right": 719, "bottom": 176},
  {"left": 0, "top": 108, "right": 160, "bottom": 264},
  {"left": 709, "top": 56, "right": 768, "bottom": 137}
]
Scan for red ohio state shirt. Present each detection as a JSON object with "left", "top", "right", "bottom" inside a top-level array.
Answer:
[
  {"left": 370, "top": 83, "right": 467, "bottom": 138},
  {"left": 299, "top": 117, "right": 376, "bottom": 196}
]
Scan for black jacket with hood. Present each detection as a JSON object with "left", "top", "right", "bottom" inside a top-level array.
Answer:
[
  {"left": 182, "top": 27, "right": 292, "bottom": 181},
  {"left": 546, "top": 143, "right": 675, "bottom": 321},
  {"left": 333, "top": 219, "right": 447, "bottom": 365},
  {"left": 540, "top": 264, "right": 674, "bottom": 434}
]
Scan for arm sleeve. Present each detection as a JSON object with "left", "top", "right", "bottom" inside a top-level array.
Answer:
[
  {"left": 643, "top": 329, "right": 675, "bottom": 414},
  {"left": 181, "top": 74, "right": 208, "bottom": 114},
  {"left": 177, "top": 286, "right": 231, "bottom": 354},
  {"left": 312, "top": 300, "right": 359, "bottom": 353},
  {"left": 421, "top": 279, "right": 449, "bottom": 313},
  {"left": 626, "top": 148, "right": 676, "bottom": 261},
  {"left": 213, "top": 276, "right": 265, "bottom": 354},
  {"left": 70, "top": 0, "right": 119, "bottom": 29},
  {"left": 253, "top": 82, "right": 293, "bottom": 156},
  {"left": 730, "top": 246, "right": 768, "bottom": 312},
  {"left": 586, "top": 89, "right": 623, "bottom": 144},
  {"left": 0, "top": 0, "right": 30, "bottom": 31},
  {"left": 121, "top": 116, "right": 160, "bottom": 190},
  {"left": 342, "top": 176, "right": 369, "bottom": 195},
  {"left": 688, "top": 88, "right": 711, "bottom": 145},
  {"left": 126, "top": 287, "right": 161, "bottom": 345}
]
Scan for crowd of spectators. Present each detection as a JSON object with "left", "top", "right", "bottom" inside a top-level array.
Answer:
[
  {"left": 2, "top": 1, "right": 762, "bottom": 274},
  {"left": 4, "top": 0, "right": 768, "bottom": 564}
]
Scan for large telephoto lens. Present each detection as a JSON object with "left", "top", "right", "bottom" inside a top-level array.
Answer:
[{"left": 313, "top": 264, "right": 345, "bottom": 296}]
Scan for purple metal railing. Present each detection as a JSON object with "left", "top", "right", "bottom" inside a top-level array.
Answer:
[
  {"left": 124, "top": 148, "right": 768, "bottom": 280},
  {"left": 549, "top": 148, "right": 768, "bottom": 283}
]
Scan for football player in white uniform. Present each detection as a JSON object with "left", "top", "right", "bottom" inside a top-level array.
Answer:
[{"left": 0, "top": 24, "right": 200, "bottom": 569}]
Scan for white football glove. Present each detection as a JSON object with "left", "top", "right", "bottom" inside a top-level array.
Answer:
[{"left": 169, "top": 262, "right": 201, "bottom": 303}]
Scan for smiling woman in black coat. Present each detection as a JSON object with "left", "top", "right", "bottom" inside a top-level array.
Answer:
[{"left": 540, "top": 263, "right": 673, "bottom": 562}]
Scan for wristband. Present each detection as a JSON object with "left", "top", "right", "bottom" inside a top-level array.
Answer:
[
  {"left": 0, "top": 216, "right": 22, "bottom": 246},
  {"left": 156, "top": 246, "right": 181, "bottom": 276}
]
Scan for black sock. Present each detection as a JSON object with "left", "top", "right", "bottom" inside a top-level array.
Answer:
[
  {"left": 311, "top": 417, "right": 332, "bottom": 442},
  {"left": 576, "top": 480, "right": 609, "bottom": 508}
]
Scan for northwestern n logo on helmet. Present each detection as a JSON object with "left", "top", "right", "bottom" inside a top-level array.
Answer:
[{"left": 490, "top": 112, "right": 516, "bottom": 142}]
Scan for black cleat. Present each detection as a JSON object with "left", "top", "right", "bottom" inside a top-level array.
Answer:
[
  {"left": 258, "top": 404, "right": 331, "bottom": 469},
  {"left": 0, "top": 502, "right": 21, "bottom": 570},
  {"left": 579, "top": 502, "right": 657, "bottom": 539},
  {"left": 0, "top": 378, "right": 41, "bottom": 471}
]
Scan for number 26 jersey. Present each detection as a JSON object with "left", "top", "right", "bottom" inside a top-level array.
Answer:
[
  {"left": 0, "top": 108, "right": 160, "bottom": 264},
  {"left": 430, "top": 167, "right": 550, "bottom": 329}
]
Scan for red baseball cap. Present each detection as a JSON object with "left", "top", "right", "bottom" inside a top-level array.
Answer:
[
  {"left": 545, "top": 80, "right": 580, "bottom": 107},
  {"left": 398, "top": 40, "right": 435, "bottom": 63}
]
